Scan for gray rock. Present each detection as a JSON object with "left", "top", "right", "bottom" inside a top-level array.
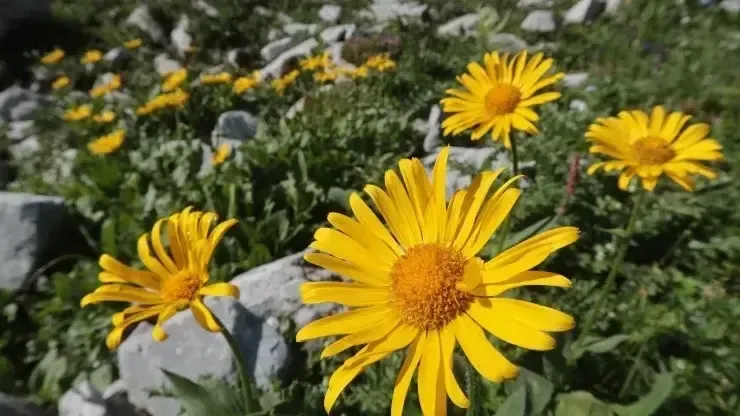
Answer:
[
  {"left": 193, "top": 0, "right": 219, "bottom": 17},
  {"left": 212, "top": 111, "right": 259, "bottom": 145},
  {"left": 7, "top": 120, "right": 35, "bottom": 141},
  {"left": 318, "top": 4, "right": 342, "bottom": 22},
  {"left": 58, "top": 381, "right": 106, "bottom": 416},
  {"left": 226, "top": 48, "right": 250, "bottom": 68},
  {"left": 125, "top": 5, "right": 165, "bottom": 42},
  {"left": 153, "top": 54, "right": 182, "bottom": 76},
  {"left": 0, "top": 192, "right": 65, "bottom": 291},
  {"left": 521, "top": 10, "right": 556, "bottom": 32},
  {"left": 0, "top": 393, "right": 48, "bottom": 416},
  {"left": 285, "top": 97, "right": 306, "bottom": 119},
  {"left": 9, "top": 135, "right": 40, "bottom": 159},
  {"left": 720, "top": 0, "right": 740, "bottom": 13},
  {"left": 564, "top": 0, "right": 604, "bottom": 24},
  {"left": 103, "top": 48, "right": 127, "bottom": 64},
  {"left": 369, "top": 0, "right": 427, "bottom": 22},
  {"left": 283, "top": 22, "right": 319, "bottom": 36},
  {"left": 517, "top": 0, "right": 554, "bottom": 7},
  {"left": 261, "top": 38, "right": 319, "bottom": 79},
  {"left": 422, "top": 105, "right": 442, "bottom": 152},
  {"left": 569, "top": 99, "right": 588, "bottom": 112},
  {"left": 260, "top": 37, "right": 295, "bottom": 62},
  {"left": 437, "top": 13, "right": 480, "bottom": 37},
  {"left": 487, "top": 33, "right": 528, "bottom": 52},
  {"left": 563, "top": 72, "right": 589, "bottom": 88},
  {"left": 170, "top": 15, "right": 193, "bottom": 58},
  {"left": 0, "top": 86, "right": 49, "bottom": 122},
  {"left": 319, "top": 24, "right": 355, "bottom": 44},
  {"left": 118, "top": 297, "right": 289, "bottom": 416}
]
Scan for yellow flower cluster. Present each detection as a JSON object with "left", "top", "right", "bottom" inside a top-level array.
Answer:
[
  {"left": 200, "top": 72, "right": 233, "bottom": 85},
  {"left": 52, "top": 75, "right": 71, "bottom": 90},
  {"left": 300, "top": 52, "right": 332, "bottom": 71},
  {"left": 88, "top": 129, "right": 125, "bottom": 155},
  {"left": 364, "top": 53, "right": 396, "bottom": 72},
  {"left": 81, "top": 50, "right": 103, "bottom": 64},
  {"left": 232, "top": 71, "right": 261, "bottom": 94},
  {"left": 162, "top": 69, "right": 188, "bottom": 92},
  {"left": 211, "top": 144, "right": 231, "bottom": 165},
  {"left": 41, "top": 48, "right": 65, "bottom": 65},
  {"left": 93, "top": 111, "right": 117, "bottom": 124},
  {"left": 271, "top": 70, "right": 300, "bottom": 96},
  {"left": 124, "top": 38, "right": 143, "bottom": 49},
  {"left": 136, "top": 89, "right": 190, "bottom": 115},
  {"left": 90, "top": 74, "right": 123, "bottom": 98},
  {"left": 63, "top": 105, "right": 93, "bottom": 121}
]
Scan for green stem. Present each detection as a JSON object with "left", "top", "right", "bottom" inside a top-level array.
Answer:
[
  {"left": 509, "top": 133, "right": 520, "bottom": 176},
  {"left": 213, "top": 314, "right": 260, "bottom": 412},
  {"left": 576, "top": 191, "right": 646, "bottom": 347},
  {"left": 493, "top": 135, "right": 521, "bottom": 254},
  {"left": 464, "top": 359, "right": 482, "bottom": 416},
  {"left": 618, "top": 340, "right": 648, "bottom": 398}
]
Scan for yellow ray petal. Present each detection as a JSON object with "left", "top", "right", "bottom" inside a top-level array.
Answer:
[
  {"left": 311, "top": 227, "right": 390, "bottom": 275},
  {"left": 487, "top": 298, "right": 575, "bottom": 332},
  {"left": 323, "top": 345, "right": 389, "bottom": 413},
  {"left": 321, "top": 316, "right": 400, "bottom": 358},
  {"left": 327, "top": 213, "right": 397, "bottom": 266},
  {"left": 137, "top": 234, "right": 172, "bottom": 278},
  {"left": 461, "top": 187, "right": 520, "bottom": 258},
  {"left": 190, "top": 298, "right": 221, "bottom": 332},
  {"left": 417, "top": 330, "right": 447, "bottom": 416},
  {"left": 440, "top": 326, "right": 469, "bottom": 408},
  {"left": 198, "top": 282, "right": 240, "bottom": 298},
  {"left": 349, "top": 193, "right": 404, "bottom": 256},
  {"left": 474, "top": 271, "right": 571, "bottom": 296},
  {"left": 391, "top": 333, "right": 426, "bottom": 416},
  {"left": 385, "top": 170, "right": 424, "bottom": 244},
  {"left": 152, "top": 303, "right": 180, "bottom": 341},
  {"left": 468, "top": 299, "right": 556, "bottom": 350},
  {"left": 365, "top": 185, "right": 417, "bottom": 248},
  {"left": 295, "top": 304, "right": 393, "bottom": 341},
  {"left": 106, "top": 306, "right": 165, "bottom": 350},
  {"left": 99, "top": 254, "right": 161, "bottom": 289},
  {"left": 81, "top": 284, "right": 163, "bottom": 307},
  {"left": 300, "top": 282, "right": 389, "bottom": 306},
  {"left": 303, "top": 252, "right": 388, "bottom": 286},
  {"left": 151, "top": 219, "right": 179, "bottom": 274},
  {"left": 454, "top": 315, "right": 519, "bottom": 382}
]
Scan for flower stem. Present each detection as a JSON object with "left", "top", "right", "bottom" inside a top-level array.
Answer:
[
  {"left": 494, "top": 135, "right": 521, "bottom": 254},
  {"left": 464, "top": 359, "right": 482, "bottom": 416},
  {"left": 509, "top": 134, "right": 520, "bottom": 176},
  {"left": 618, "top": 339, "right": 648, "bottom": 398},
  {"left": 576, "top": 191, "right": 646, "bottom": 347},
  {"left": 213, "top": 313, "right": 260, "bottom": 412}
]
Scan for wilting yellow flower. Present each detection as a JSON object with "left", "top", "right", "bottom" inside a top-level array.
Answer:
[
  {"left": 586, "top": 107, "right": 724, "bottom": 191},
  {"left": 232, "top": 71, "right": 261, "bottom": 94},
  {"left": 124, "top": 38, "right": 143, "bottom": 49},
  {"left": 271, "top": 70, "right": 300, "bottom": 95},
  {"left": 212, "top": 144, "right": 231, "bottom": 165},
  {"left": 313, "top": 70, "right": 339, "bottom": 83},
  {"left": 41, "top": 48, "right": 65, "bottom": 64},
  {"left": 63, "top": 105, "right": 92, "bottom": 121},
  {"left": 80, "top": 207, "right": 240, "bottom": 350},
  {"left": 136, "top": 89, "right": 190, "bottom": 115},
  {"left": 364, "top": 53, "right": 396, "bottom": 72},
  {"left": 297, "top": 147, "right": 577, "bottom": 415},
  {"left": 88, "top": 129, "right": 125, "bottom": 154},
  {"left": 300, "top": 52, "right": 332, "bottom": 71},
  {"left": 162, "top": 69, "right": 188, "bottom": 92},
  {"left": 440, "top": 51, "right": 564, "bottom": 148},
  {"left": 200, "top": 72, "right": 233, "bottom": 85},
  {"left": 52, "top": 75, "right": 71, "bottom": 90},
  {"left": 81, "top": 50, "right": 103, "bottom": 64},
  {"left": 349, "top": 65, "right": 369, "bottom": 79},
  {"left": 90, "top": 74, "right": 123, "bottom": 98},
  {"left": 93, "top": 111, "right": 116, "bottom": 124}
]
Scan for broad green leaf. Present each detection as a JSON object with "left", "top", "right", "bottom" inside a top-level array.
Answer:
[
  {"left": 89, "top": 363, "right": 114, "bottom": 392},
  {"left": 160, "top": 369, "right": 213, "bottom": 416},
  {"left": 505, "top": 215, "right": 556, "bottom": 248},
  {"left": 513, "top": 367, "right": 555, "bottom": 415},
  {"left": 100, "top": 217, "right": 117, "bottom": 256},
  {"left": 585, "top": 335, "right": 631, "bottom": 354},
  {"left": 494, "top": 385, "right": 527, "bottom": 416},
  {"left": 595, "top": 227, "right": 629, "bottom": 239},
  {"left": 610, "top": 373, "right": 674, "bottom": 416},
  {"left": 555, "top": 391, "right": 613, "bottom": 416}
]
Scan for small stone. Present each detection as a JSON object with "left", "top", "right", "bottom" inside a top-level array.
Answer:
[
  {"left": 285, "top": 97, "right": 306, "bottom": 119},
  {"left": 0, "top": 392, "right": 48, "bottom": 416},
  {"left": 437, "top": 13, "right": 480, "bottom": 37},
  {"left": 320, "top": 24, "right": 355, "bottom": 44},
  {"left": 283, "top": 23, "right": 319, "bottom": 36},
  {"left": 517, "top": 0, "right": 554, "bottom": 7},
  {"left": 564, "top": 0, "right": 604, "bottom": 25},
  {"left": 318, "top": 4, "right": 342, "bottom": 22},
  {"left": 211, "top": 110, "right": 260, "bottom": 145},
  {"left": 720, "top": 0, "right": 740, "bottom": 13},
  {"left": 226, "top": 48, "right": 251, "bottom": 68},
  {"left": 563, "top": 72, "right": 589, "bottom": 88},
  {"left": 0, "top": 86, "right": 49, "bottom": 122},
  {"left": 260, "top": 37, "right": 295, "bottom": 62},
  {"left": 170, "top": 15, "right": 193, "bottom": 58},
  {"left": 193, "top": 0, "right": 219, "bottom": 17},
  {"left": 58, "top": 381, "right": 106, "bottom": 416},
  {"left": 422, "top": 105, "right": 442, "bottom": 152},
  {"left": 521, "top": 10, "right": 556, "bottom": 32},
  {"left": 103, "top": 48, "right": 127, "bottom": 64},
  {"left": 570, "top": 99, "right": 588, "bottom": 112},
  {"left": 125, "top": 5, "right": 165, "bottom": 42},
  {"left": 261, "top": 38, "right": 319, "bottom": 79},
  {"left": 369, "top": 0, "right": 427, "bottom": 22},
  {"left": 487, "top": 33, "right": 528, "bottom": 52},
  {"left": 153, "top": 53, "right": 182, "bottom": 76},
  {"left": 605, "top": 0, "right": 623, "bottom": 14}
]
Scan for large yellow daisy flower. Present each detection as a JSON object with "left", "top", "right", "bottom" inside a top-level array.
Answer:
[
  {"left": 586, "top": 107, "right": 724, "bottom": 191},
  {"left": 440, "top": 51, "right": 564, "bottom": 148},
  {"left": 81, "top": 207, "right": 241, "bottom": 350},
  {"left": 297, "top": 147, "right": 577, "bottom": 415}
]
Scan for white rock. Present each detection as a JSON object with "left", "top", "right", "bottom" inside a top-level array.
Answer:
[
  {"left": 211, "top": 110, "right": 259, "bottom": 146},
  {"left": 320, "top": 24, "right": 355, "bottom": 43},
  {"left": 58, "top": 381, "right": 106, "bottom": 416},
  {"left": 720, "top": 0, "right": 740, "bottom": 13},
  {"left": 564, "top": 0, "right": 601, "bottom": 24},
  {"left": 285, "top": 97, "right": 306, "bottom": 119},
  {"left": 103, "top": 48, "right": 127, "bottom": 64},
  {"left": 521, "top": 10, "right": 556, "bottom": 32},
  {"left": 193, "top": 0, "right": 219, "bottom": 17},
  {"left": 125, "top": 5, "right": 164, "bottom": 42},
  {"left": 563, "top": 72, "right": 589, "bottom": 88},
  {"left": 318, "top": 4, "right": 342, "bottom": 22},
  {"left": 369, "top": 0, "right": 427, "bottom": 22},
  {"left": 437, "top": 13, "right": 480, "bottom": 37},
  {"left": 226, "top": 48, "right": 250, "bottom": 68},
  {"left": 517, "top": 0, "right": 554, "bottom": 7},
  {"left": 422, "top": 105, "right": 442, "bottom": 152},
  {"left": 153, "top": 53, "right": 182, "bottom": 76},
  {"left": 570, "top": 99, "right": 588, "bottom": 112},
  {"left": 605, "top": 0, "right": 623, "bottom": 14},
  {"left": 0, "top": 86, "right": 49, "bottom": 122},
  {"left": 260, "top": 37, "right": 295, "bottom": 62},
  {"left": 261, "top": 38, "right": 319, "bottom": 79},
  {"left": 487, "top": 33, "right": 528, "bottom": 52},
  {"left": 170, "top": 14, "right": 193, "bottom": 58},
  {"left": 0, "top": 192, "right": 65, "bottom": 291},
  {"left": 283, "top": 22, "right": 319, "bottom": 36},
  {"left": 7, "top": 120, "right": 35, "bottom": 141}
]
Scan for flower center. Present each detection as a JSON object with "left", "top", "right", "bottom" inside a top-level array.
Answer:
[
  {"left": 632, "top": 136, "right": 675, "bottom": 165},
  {"left": 161, "top": 272, "right": 203, "bottom": 302},
  {"left": 389, "top": 244, "right": 472, "bottom": 330},
  {"left": 484, "top": 83, "right": 522, "bottom": 117}
]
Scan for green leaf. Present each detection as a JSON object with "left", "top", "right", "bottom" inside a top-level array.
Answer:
[
  {"left": 494, "top": 385, "right": 527, "bottom": 416},
  {"left": 555, "top": 391, "right": 613, "bottom": 416},
  {"left": 595, "top": 227, "right": 629, "bottom": 239},
  {"left": 512, "top": 367, "right": 554, "bottom": 415},
  {"left": 89, "top": 363, "right": 114, "bottom": 392},
  {"left": 100, "top": 217, "right": 117, "bottom": 256},
  {"left": 505, "top": 215, "right": 555, "bottom": 248},
  {"left": 160, "top": 369, "right": 214, "bottom": 416},
  {"left": 610, "top": 373, "right": 674, "bottom": 416},
  {"left": 585, "top": 335, "right": 632, "bottom": 354}
]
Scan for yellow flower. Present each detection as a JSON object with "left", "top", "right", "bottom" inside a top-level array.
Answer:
[
  {"left": 41, "top": 48, "right": 65, "bottom": 64},
  {"left": 87, "top": 129, "right": 125, "bottom": 154},
  {"left": 349, "top": 65, "right": 369, "bottom": 79},
  {"left": 90, "top": 74, "right": 123, "bottom": 98},
  {"left": 124, "top": 38, "right": 143, "bottom": 49},
  {"left": 80, "top": 207, "right": 240, "bottom": 350},
  {"left": 300, "top": 52, "right": 331, "bottom": 71},
  {"left": 297, "top": 147, "right": 577, "bottom": 415},
  {"left": 162, "top": 69, "right": 188, "bottom": 92},
  {"left": 212, "top": 144, "right": 231, "bottom": 165},
  {"left": 136, "top": 89, "right": 190, "bottom": 115},
  {"left": 200, "top": 72, "right": 233, "bottom": 85},
  {"left": 52, "top": 75, "right": 71, "bottom": 90},
  {"left": 233, "top": 71, "right": 261, "bottom": 94},
  {"left": 313, "top": 70, "right": 339, "bottom": 83},
  {"left": 63, "top": 105, "right": 92, "bottom": 121},
  {"left": 93, "top": 111, "right": 117, "bottom": 124},
  {"left": 440, "top": 51, "right": 564, "bottom": 148},
  {"left": 364, "top": 53, "right": 396, "bottom": 72},
  {"left": 271, "top": 70, "right": 300, "bottom": 95},
  {"left": 586, "top": 106, "right": 724, "bottom": 191},
  {"left": 81, "top": 50, "right": 103, "bottom": 64}
]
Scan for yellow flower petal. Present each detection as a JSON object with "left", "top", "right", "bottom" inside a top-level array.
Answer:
[
  {"left": 391, "top": 333, "right": 426, "bottom": 416},
  {"left": 300, "top": 282, "right": 389, "bottom": 306},
  {"left": 295, "top": 304, "right": 394, "bottom": 341},
  {"left": 98, "top": 254, "right": 161, "bottom": 289},
  {"left": 152, "top": 303, "right": 180, "bottom": 341},
  {"left": 198, "top": 282, "right": 240, "bottom": 298},
  {"left": 321, "top": 316, "right": 400, "bottom": 358},
  {"left": 454, "top": 315, "right": 519, "bottom": 382},
  {"left": 190, "top": 298, "right": 221, "bottom": 332},
  {"left": 440, "top": 326, "right": 469, "bottom": 408},
  {"left": 474, "top": 271, "right": 571, "bottom": 296},
  {"left": 81, "top": 284, "right": 163, "bottom": 307},
  {"left": 468, "top": 298, "right": 556, "bottom": 350},
  {"left": 106, "top": 306, "right": 164, "bottom": 350},
  {"left": 417, "top": 330, "right": 446, "bottom": 416},
  {"left": 487, "top": 298, "right": 575, "bottom": 332}
]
